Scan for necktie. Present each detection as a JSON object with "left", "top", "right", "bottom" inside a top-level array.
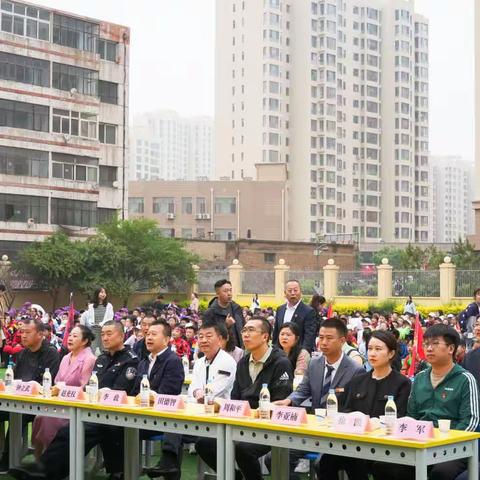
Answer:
[{"left": 320, "top": 364, "right": 335, "bottom": 407}]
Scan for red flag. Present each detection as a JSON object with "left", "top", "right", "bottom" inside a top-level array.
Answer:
[
  {"left": 62, "top": 292, "right": 75, "bottom": 348},
  {"left": 407, "top": 313, "right": 425, "bottom": 377},
  {"left": 326, "top": 303, "right": 333, "bottom": 319}
]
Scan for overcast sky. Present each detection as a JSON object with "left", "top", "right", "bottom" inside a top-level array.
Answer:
[{"left": 39, "top": 0, "right": 473, "bottom": 161}]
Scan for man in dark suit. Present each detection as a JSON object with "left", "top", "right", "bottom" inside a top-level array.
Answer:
[
  {"left": 272, "top": 279, "right": 317, "bottom": 352},
  {"left": 273, "top": 318, "right": 364, "bottom": 480},
  {"left": 134, "top": 320, "right": 185, "bottom": 479}
]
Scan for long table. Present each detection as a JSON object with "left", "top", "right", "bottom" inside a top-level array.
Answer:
[
  {"left": 223, "top": 415, "right": 480, "bottom": 480},
  {"left": 0, "top": 393, "right": 478, "bottom": 480}
]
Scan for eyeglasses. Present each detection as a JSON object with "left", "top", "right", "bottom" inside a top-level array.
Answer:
[
  {"left": 241, "top": 327, "right": 263, "bottom": 335},
  {"left": 422, "top": 341, "right": 449, "bottom": 349}
]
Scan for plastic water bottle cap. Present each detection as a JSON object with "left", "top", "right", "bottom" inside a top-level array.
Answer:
[
  {"left": 45, "top": 368, "right": 49, "bottom": 372},
  {"left": 143, "top": 374, "right": 148, "bottom": 379},
  {"left": 329, "top": 389, "right": 335, "bottom": 394},
  {"left": 262, "top": 383, "right": 268, "bottom": 388},
  {"left": 387, "top": 395, "right": 394, "bottom": 401}
]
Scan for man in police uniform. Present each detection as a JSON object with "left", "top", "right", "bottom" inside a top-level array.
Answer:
[{"left": 10, "top": 321, "right": 138, "bottom": 480}]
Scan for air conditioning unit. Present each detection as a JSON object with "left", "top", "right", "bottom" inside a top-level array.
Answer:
[
  {"left": 167, "top": 213, "right": 175, "bottom": 220},
  {"left": 202, "top": 213, "right": 211, "bottom": 220},
  {"left": 195, "top": 213, "right": 203, "bottom": 220}
]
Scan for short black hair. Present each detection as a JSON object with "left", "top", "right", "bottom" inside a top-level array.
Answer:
[
  {"left": 22, "top": 318, "right": 43, "bottom": 332},
  {"left": 247, "top": 316, "right": 272, "bottom": 340},
  {"left": 474, "top": 288, "right": 480, "bottom": 297},
  {"left": 101, "top": 320, "right": 124, "bottom": 336},
  {"left": 150, "top": 319, "right": 172, "bottom": 337},
  {"left": 214, "top": 279, "right": 231, "bottom": 290},
  {"left": 320, "top": 318, "right": 347, "bottom": 338},
  {"left": 424, "top": 324, "right": 460, "bottom": 356},
  {"left": 369, "top": 330, "right": 398, "bottom": 355},
  {"left": 185, "top": 324, "right": 197, "bottom": 333},
  {"left": 200, "top": 320, "right": 228, "bottom": 340}
]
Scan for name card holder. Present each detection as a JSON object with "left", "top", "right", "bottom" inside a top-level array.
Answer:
[
  {"left": 219, "top": 400, "right": 251, "bottom": 418},
  {"left": 332, "top": 411, "right": 371, "bottom": 434},
  {"left": 394, "top": 416, "right": 434, "bottom": 440},
  {"left": 271, "top": 406, "right": 307, "bottom": 426},
  {"left": 99, "top": 389, "right": 128, "bottom": 406},
  {"left": 58, "top": 386, "right": 85, "bottom": 402},
  {"left": 14, "top": 381, "right": 39, "bottom": 396},
  {"left": 155, "top": 394, "right": 185, "bottom": 412}
]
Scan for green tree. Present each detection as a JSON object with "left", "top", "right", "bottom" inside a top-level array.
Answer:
[
  {"left": 450, "top": 238, "right": 480, "bottom": 269},
  {"left": 399, "top": 244, "right": 425, "bottom": 270},
  {"left": 76, "top": 218, "right": 199, "bottom": 305},
  {"left": 16, "top": 233, "right": 83, "bottom": 309},
  {"left": 372, "top": 246, "right": 404, "bottom": 269},
  {"left": 423, "top": 245, "right": 447, "bottom": 269}
]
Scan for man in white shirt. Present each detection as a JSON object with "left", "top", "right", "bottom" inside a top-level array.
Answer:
[{"left": 189, "top": 321, "right": 237, "bottom": 402}]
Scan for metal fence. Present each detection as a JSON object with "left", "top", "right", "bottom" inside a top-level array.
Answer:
[
  {"left": 287, "top": 271, "right": 324, "bottom": 295},
  {"left": 197, "top": 269, "right": 228, "bottom": 293},
  {"left": 392, "top": 270, "right": 440, "bottom": 297},
  {"left": 456, "top": 270, "right": 480, "bottom": 297},
  {"left": 338, "top": 271, "right": 377, "bottom": 296},
  {"left": 241, "top": 270, "right": 275, "bottom": 295}
]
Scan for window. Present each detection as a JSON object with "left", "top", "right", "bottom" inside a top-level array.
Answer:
[
  {"left": 264, "top": 253, "right": 275, "bottom": 264},
  {"left": 181, "top": 228, "right": 192, "bottom": 239},
  {"left": 159, "top": 228, "right": 175, "bottom": 238},
  {"left": 51, "top": 198, "right": 96, "bottom": 227},
  {"left": 214, "top": 197, "right": 236, "bottom": 214},
  {"left": 99, "top": 123, "right": 116, "bottom": 145},
  {"left": 52, "top": 109, "right": 97, "bottom": 139},
  {"left": 181, "top": 197, "right": 193, "bottom": 214},
  {"left": 99, "top": 166, "right": 117, "bottom": 186},
  {"left": 214, "top": 229, "right": 236, "bottom": 241},
  {"left": 128, "top": 197, "right": 144, "bottom": 214},
  {"left": 97, "top": 38, "right": 117, "bottom": 61},
  {"left": 0, "top": 2, "right": 50, "bottom": 41},
  {"left": 52, "top": 63, "right": 98, "bottom": 96},
  {"left": 0, "top": 145, "right": 48, "bottom": 177},
  {"left": 52, "top": 153, "right": 98, "bottom": 182},
  {"left": 0, "top": 51, "right": 49, "bottom": 87},
  {"left": 153, "top": 197, "right": 174, "bottom": 214},
  {"left": 97, "top": 208, "right": 116, "bottom": 224},
  {"left": 0, "top": 99, "right": 48, "bottom": 132},
  {"left": 0, "top": 193, "right": 48, "bottom": 223},
  {"left": 196, "top": 197, "right": 206, "bottom": 214},
  {"left": 98, "top": 80, "right": 118, "bottom": 104},
  {"left": 52, "top": 14, "right": 99, "bottom": 52}
]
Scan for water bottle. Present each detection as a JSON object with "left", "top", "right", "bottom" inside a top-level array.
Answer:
[
  {"left": 88, "top": 371, "right": 99, "bottom": 403},
  {"left": 42, "top": 368, "right": 52, "bottom": 398},
  {"left": 182, "top": 355, "right": 190, "bottom": 377},
  {"left": 258, "top": 383, "right": 271, "bottom": 420},
  {"left": 140, "top": 374, "right": 150, "bottom": 408},
  {"left": 204, "top": 383, "right": 214, "bottom": 415},
  {"left": 385, "top": 395, "right": 397, "bottom": 435},
  {"left": 4, "top": 362, "right": 14, "bottom": 393},
  {"left": 326, "top": 389, "right": 338, "bottom": 426},
  {"left": 171, "top": 344, "right": 177, "bottom": 354}
]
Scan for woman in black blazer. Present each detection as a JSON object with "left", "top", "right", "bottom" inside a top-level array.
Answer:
[{"left": 317, "top": 330, "right": 412, "bottom": 480}]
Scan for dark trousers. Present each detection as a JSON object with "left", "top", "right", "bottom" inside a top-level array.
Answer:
[
  {"left": 41, "top": 423, "right": 123, "bottom": 480},
  {"left": 0, "top": 412, "right": 33, "bottom": 462},
  {"left": 264, "top": 449, "right": 304, "bottom": 480},
  {"left": 371, "top": 458, "right": 469, "bottom": 480},
  {"left": 196, "top": 437, "right": 270, "bottom": 480},
  {"left": 140, "top": 430, "right": 182, "bottom": 460},
  {"left": 318, "top": 454, "right": 369, "bottom": 480}
]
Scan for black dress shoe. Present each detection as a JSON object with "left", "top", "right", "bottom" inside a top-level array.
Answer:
[
  {"left": 9, "top": 465, "right": 47, "bottom": 480},
  {"left": 143, "top": 452, "right": 180, "bottom": 478}
]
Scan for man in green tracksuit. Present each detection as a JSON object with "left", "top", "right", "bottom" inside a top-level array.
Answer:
[{"left": 373, "top": 324, "right": 479, "bottom": 480}]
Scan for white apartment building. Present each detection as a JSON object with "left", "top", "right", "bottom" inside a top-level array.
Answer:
[
  {"left": 431, "top": 156, "right": 474, "bottom": 243},
  {"left": 131, "top": 111, "right": 213, "bottom": 181},
  {"left": 0, "top": 0, "right": 129, "bottom": 259},
  {"left": 215, "top": 0, "right": 430, "bottom": 243}
]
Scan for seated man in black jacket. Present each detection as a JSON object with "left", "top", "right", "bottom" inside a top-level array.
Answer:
[
  {"left": 11, "top": 321, "right": 139, "bottom": 480},
  {"left": 0, "top": 318, "right": 60, "bottom": 473},
  {"left": 133, "top": 320, "right": 185, "bottom": 479},
  {"left": 196, "top": 317, "right": 293, "bottom": 480}
]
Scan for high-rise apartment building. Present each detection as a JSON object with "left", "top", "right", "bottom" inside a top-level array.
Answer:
[
  {"left": 130, "top": 111, "right": 213, "bottom": 181},
  {"left": 431, "top": 156, "right": 474, "bottom": 244},
  {"left": 0, "top": 1, "right": 129, "bottom": 258},
  {"left": 473, "top": 2, "right": 480, "bottom": 248},
  {"left": 216, "top": 0, "right": 430, "bottom": 243}
]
